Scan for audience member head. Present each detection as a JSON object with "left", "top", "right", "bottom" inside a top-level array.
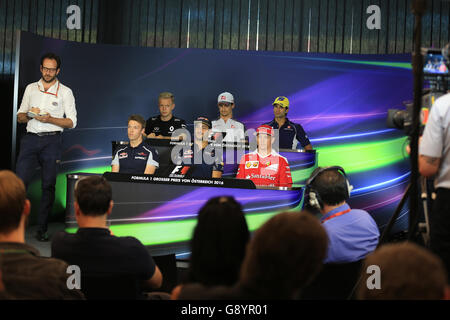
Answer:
[
  {"left": 0, "top": 170, "right": 30, "bottom": 241},
  {"left": 188, "top": 196, "right": 250, "bottom": 286},
  {"left": 357, "top": 242, "right": 449, "bottom": 300},
  {"left": 306, "top": 166, "right": 352, "bottom": 213},
  {"left": 74, "top": 176, "right": 113, "bottom": 224},
  {"left": 239, "top": 211, "right": 328, "bottom": 299}
]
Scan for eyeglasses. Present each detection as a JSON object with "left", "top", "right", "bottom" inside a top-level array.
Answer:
[{"left": 42, "top": 66, "right": 57, "bottom": 73}]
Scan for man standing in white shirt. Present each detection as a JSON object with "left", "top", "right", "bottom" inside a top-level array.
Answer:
[
  {"left": 211, "top": 92, "right": 246, "bottom": 143},
  {"left": 16, "top": 53, "right": 77, "bottom": 242}
]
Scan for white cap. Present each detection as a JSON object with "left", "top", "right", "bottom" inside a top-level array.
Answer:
[{"left": 217, "top": 92, "right": 234, "bottom": 104}]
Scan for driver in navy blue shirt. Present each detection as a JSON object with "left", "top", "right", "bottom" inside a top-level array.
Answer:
[
  {"left": 171, "top": 117, "right": 223, "bottom": 178},
  {"left": 265, "top": 96, "right": 312, "bottom": 150},
  {"left": 112, "top": 114, "right": 159, "bottom": 174}
]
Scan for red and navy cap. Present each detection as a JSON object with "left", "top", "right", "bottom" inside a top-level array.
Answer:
[{"left": 195, "top": 116, "right": 212, "bottom": 129}]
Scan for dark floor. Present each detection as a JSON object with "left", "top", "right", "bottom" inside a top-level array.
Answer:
[{"left": 25, "top": 222, "right": 66, "bottom": 257}]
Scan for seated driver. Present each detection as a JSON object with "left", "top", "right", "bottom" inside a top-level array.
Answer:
[
  {"left": 111, "top": 114, "right": 159, "bottom": 174},
  {"left": 236, "top": 125, "right": 292, "bottom": 188}
]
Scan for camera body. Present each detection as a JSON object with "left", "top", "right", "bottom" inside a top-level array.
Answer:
[{"left": 387, "top": 45, "right": 450, "bottom": 135}]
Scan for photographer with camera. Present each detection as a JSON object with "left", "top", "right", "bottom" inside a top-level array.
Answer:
[{"left": 419, "top": 44, "right": 450, "bottom": 280}]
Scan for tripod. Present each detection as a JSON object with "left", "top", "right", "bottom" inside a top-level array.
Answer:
[{"left": 378, "top": 176, "right": 434, "bottom": 247}]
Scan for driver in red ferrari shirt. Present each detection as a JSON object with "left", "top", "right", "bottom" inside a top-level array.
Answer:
[{"left": 236, "top": 125, "right": 293, "bottom": 188}]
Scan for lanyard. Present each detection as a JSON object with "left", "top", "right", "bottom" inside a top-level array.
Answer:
[
  {"left": 321, "top": 208, "right": 351, "bottom": 223},
  {"left": 38, "top": 81, "right": 60, "bottom": 97}
]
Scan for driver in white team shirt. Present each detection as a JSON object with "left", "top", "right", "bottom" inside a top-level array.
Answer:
[{"left": 211, "top": 92, "right": 246, "bottom": 143}]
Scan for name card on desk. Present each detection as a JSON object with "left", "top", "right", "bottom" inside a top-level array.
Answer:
[{"left": 103, "top": 172, "right": 257, "bottom": 189}]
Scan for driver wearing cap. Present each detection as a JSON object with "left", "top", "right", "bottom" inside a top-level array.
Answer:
[
  {"left": 172, "top": 116, "right": 223, "bottom": 178},
  {"left": 236, "top": 125, "right": 292, "bottom": 188},
  {"left": 265, "top": 96, "right": 312, "bottom": 150},
  {"left": 211, "top": 92, "right": 246, "bottom": 143}
]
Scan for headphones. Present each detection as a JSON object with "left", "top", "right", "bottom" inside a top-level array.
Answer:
[{"left": 303, "top": 166, "right": 353, "bottom": 211}]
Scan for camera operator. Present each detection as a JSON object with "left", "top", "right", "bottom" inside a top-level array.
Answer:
[{"left": 419, "top": 46, "right": 450, "bottom": 278}]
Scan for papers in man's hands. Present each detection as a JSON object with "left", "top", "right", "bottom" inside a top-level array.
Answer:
[{"left": 27, "top": 111, "right": 48, "bottom": 118}]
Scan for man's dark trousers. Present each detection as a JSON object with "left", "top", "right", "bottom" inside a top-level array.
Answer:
[
  {"left": 429, "top": 188, "right": 450, "bottom": 284},
  {"left": 16, "top": 132, "right": 62, "bottom": 233}
]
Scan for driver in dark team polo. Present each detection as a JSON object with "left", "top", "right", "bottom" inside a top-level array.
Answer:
[
  {"left": 172, "top": 117, "right": 223, "bottom": 179},
  {"left": 145, "top": 92, "right": 187, "bottom": 140},
  {"left": 265, "top": 96, "right": 312, "bottom": 150},
  {"left": 112, "top": 115, "right": 159, "bottom": 174}
]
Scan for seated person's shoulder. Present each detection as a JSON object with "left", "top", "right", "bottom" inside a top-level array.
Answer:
[
  {"left": 354, "top": 209, "right": 379, "bottom": 224},
  {"left": 112, "top": 235, "right": 150, "bottom": 255},
  {"left": 6, "top": 255, "right": 84, "bottom": 299},
  {"left": 51, "top": 230, "right": 77, "bottom": 249},
  {"left": 292, "top": 121, "right": 307, "bottom": 131}
]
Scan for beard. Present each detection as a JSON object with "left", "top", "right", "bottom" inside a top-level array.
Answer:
[{"left": 42, "top": 75, "right": 56, "bottom": 83}]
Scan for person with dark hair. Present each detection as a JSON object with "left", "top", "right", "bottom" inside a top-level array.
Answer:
[
  {"left": 175, "top": 211, "right": 328, "bottom": 300},
  {"left": 16, "top": 52, "right": 77, "bottom": 242},
  {"left": 264, "top": 96, "right": 312, "bottom": 150},
  {"left": 172, "top": 116, "right": 223, "bottom": 178},
  {"left": 357, "top": 242, "right": 450, "bottom": 300},
  {"left": 212, "top": 92, "right": 246, "bottom": 143},
  {"left": 145, "top": 92, "right": 187, "bottom": 140},
  {"left": 0, "top": 170, "right": 83, "bottom": 299},
  {"left": 51, "top": 175, "right": 163, "bottom": 298},
  {"left": 305, "top": 166, "right": 379, "bottom": 263},
  {"left": 111, "top": 114, "right": 159, "bottom": 174},
  {"left": 172, "top": 196, "right": 249, "bottom": 299}
]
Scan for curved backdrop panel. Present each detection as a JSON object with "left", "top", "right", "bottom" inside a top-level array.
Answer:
[{"left": 16, "top": 31, "right": 412, "bottom": 241}]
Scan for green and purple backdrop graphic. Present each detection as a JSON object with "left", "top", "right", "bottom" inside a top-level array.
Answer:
[{"left": 17, "top": 32, "right": 412, "bottom": 251}]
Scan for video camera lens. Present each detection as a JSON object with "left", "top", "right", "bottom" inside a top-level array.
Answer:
[{"left": 387, "top": 109, "right": 408, "bottom": 130}]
